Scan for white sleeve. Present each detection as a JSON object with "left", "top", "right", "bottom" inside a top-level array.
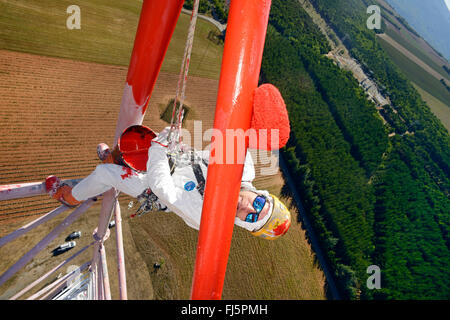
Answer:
[
  {"left": 242, "top": 150, "right": 256, "bottom": 183},
  {"left": 146, "top": 143, "right": 181, "bottom": 205}
]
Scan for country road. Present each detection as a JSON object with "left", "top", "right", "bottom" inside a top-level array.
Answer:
[{"left": 181, "top": 8, "right": 227, "bottom": 32}]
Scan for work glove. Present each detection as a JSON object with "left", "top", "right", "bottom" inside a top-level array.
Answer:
[{"left": 152, "top": 126, "right": 171, "bottom": 147}]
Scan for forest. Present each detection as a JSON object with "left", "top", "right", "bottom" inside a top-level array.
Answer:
[
  {"left": 183, "top": 0, "right": 229, "bottom": 23},
  {"left": 262, "top": 0, "right": 450, "bottom": 299}
]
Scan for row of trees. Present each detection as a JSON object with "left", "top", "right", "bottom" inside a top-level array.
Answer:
[
  {"left": 373, "top": 135, "right": 449, "bottom": 298},
  {"left": 263, "top": 0, "right": 450, "bottom": 299},
  {"left": 301, "top": 52, "right": 389, "bottom": 176},
  {"left": 263, "top": 1, "right": 376, "bottom": 298},
  {"left": 309, "top": 0, "right": 450, "bottom": 177}
]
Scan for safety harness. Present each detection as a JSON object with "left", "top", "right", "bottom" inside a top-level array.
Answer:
[
  {"left": 133, "top": 1, "right": 202, "bottom": 218},
  {"left": 133, "top": 150, "right": 207, "bottom": 218},
  {"left": 191, "top": 151, "right": 206, "bottom": 197}
]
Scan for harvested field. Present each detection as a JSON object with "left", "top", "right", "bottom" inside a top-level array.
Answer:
[
  {"left": 0, "top": 49, "right": 220, "bottom": 224},
  {"left": 0, "top": 50, "right": 326, "bottom": 299}
]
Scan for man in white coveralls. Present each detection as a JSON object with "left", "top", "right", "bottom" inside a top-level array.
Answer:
[{"left": 46, "top": 127, "right": 291, "bottom": 240}]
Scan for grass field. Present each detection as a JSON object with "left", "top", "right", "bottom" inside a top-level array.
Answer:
[
  {"left": 0, "top": 0, "right": 223, "bottom": 79},
  {"left": 377, "top": 36, "right": 450, "bottom": 107},
  {"left": 385, "top": 27, "right": 450, "bottom": 82},
  {"left": 0, "top": 1, "right": 327, "bottom": 300},
  {"left": 412, "top": 83, "right": 450, "bottom": 132}
]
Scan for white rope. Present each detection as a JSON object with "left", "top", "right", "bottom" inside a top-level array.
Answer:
[{"left": 168, "top": 0, "right": 200, "bottom": 155}]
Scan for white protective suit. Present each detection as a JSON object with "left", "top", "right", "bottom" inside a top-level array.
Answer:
[{"left": 71, "top": 129, "right": 271, "bottom": 231}]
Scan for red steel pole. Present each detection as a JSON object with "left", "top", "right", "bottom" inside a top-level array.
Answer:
[
  {"left": 114, "top": 0, "right": 185, "bottom": 144},
  {"left": 99, "top": 242, "right": 111, "bottom": 300},
  {"left": 93, "top": 0, "right": 183, "bottom": 300},
  {"left": 190, "top": 0, "right": 272, "bottom": 300}
]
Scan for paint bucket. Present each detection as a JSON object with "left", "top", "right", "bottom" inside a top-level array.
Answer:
[{"left": 113, "top": 125, "right": 157, "bottom": 172}]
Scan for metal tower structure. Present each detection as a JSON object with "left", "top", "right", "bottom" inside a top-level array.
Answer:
[{"left": 0, "top": 0, "right": 272, "bottom": 300}]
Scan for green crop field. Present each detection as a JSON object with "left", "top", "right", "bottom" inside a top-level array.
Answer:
[
  {"left": 385, "top": 27, "right": 450, "bottom": 82},
  {"left": 378, "top": 36, "right": 450, "bottom": 107},
  {"left": 412, "top": 83, "right": 450, "bottom": 131}
]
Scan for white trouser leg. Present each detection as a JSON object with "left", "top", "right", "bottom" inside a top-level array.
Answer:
[{"left": 72, "top": 164, "right": 149, "bottom": 201}]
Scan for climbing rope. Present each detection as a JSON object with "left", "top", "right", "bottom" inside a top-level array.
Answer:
[{"left": 167, "top": 0, "right": 200, "bottom": 160}]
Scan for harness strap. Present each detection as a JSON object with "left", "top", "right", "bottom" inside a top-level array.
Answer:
[
  {"left": 168, "top": 156, "right": 176, "bottom": 176},
  {"left": 191, "top": 151, "right": 206, "bottom": 198},
  {"left": 168, "top": 0, "right": 200, "bottom": 151}
]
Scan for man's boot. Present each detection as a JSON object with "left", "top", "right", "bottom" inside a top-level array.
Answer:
[{"left": 45, "top": 175, "right": 81, "bottom": 207}]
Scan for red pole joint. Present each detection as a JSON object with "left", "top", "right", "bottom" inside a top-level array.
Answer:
[{"left": 190, "top": 0, "right": 272, "bottom": 300}]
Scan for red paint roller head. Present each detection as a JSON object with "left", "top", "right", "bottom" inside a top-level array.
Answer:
[{"left": 250, "top": 84, "right": 290, "bottom": 150}]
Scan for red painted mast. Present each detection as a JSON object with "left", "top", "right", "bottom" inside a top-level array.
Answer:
[
  {"left": 114, "top": 0, "right": 185, "bottom": 144},
  {"left": 190, "top": 0, "right": 272, "bottom": 300},
  {"left": 92, "top": 0, "right": 184, "bottom": 299}
]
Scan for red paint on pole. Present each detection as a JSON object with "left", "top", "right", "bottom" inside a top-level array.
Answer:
[
  {"left": 114, "top": 0, "right": 184, "bottom": 145},
  {"left": 190, "top": 0, "right": 272, "bottom": 300}
]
